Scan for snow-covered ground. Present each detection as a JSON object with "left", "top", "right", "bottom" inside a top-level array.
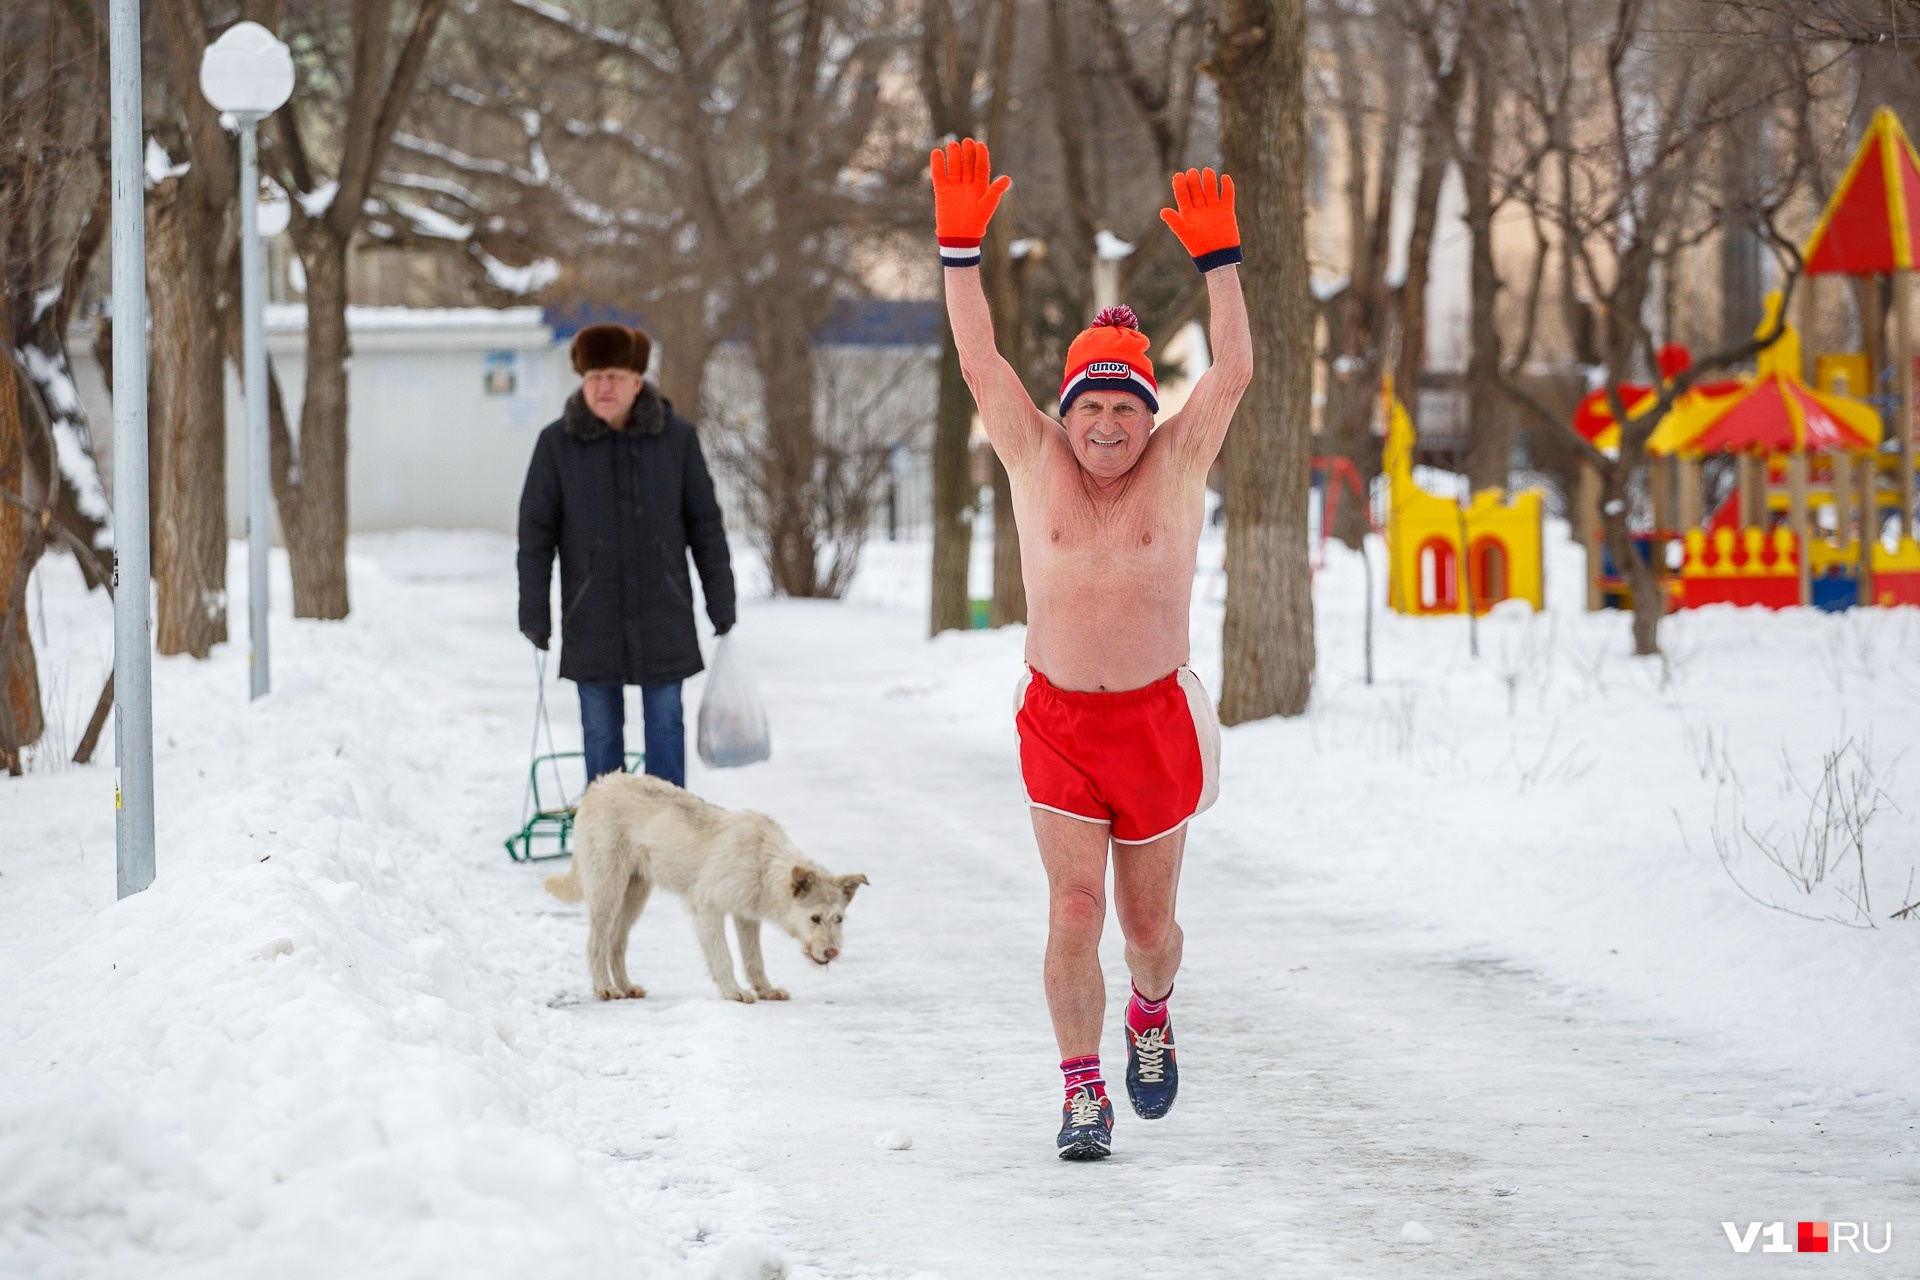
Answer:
[{"left": 5, "top": 524, "right": 1919, "bottom": 1278}]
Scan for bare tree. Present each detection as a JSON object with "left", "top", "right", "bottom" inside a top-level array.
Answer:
[
  {"left": 469, "top": 0, "right": 917, "bottom": 600},
  {"left": 978, "top": 0, "right": 1027, "bottom": 627},
  {"left": 710, "top": 344, "right": 933, "bottom": 598},
  {"left": 922, "top": 0, "right": 1210, "bottom": 630},
  {"left": 244, "top": 0, "right": 451, "bottom": 620},
  {"left": 1313, "top": 0, "right": 1411, "bottom": 547},
  {"left": 1394, "top": 0, "right": 1471, "bottom": 485},
  {"left": 1457, "top": 12, "right": 1512, "bottom": 494},
  {"left": 682, "top": 0, "right": 916, "bottom": 597},
  {"left": 2, "top": 2, "right": 114, "bottom": 574},
  {"left": 1491, "top": 0, "right": 1829, "bottom": 656},
  {"left": 1213, "top": 0, "right": 1316, "bottom": 722},
  {"left": 378, "top": 3, "right": 688, "bottom": 375},
  {"left": 0, "top": 255, "right": 41, "bottom": 770},
  {"left": 1038, "top": 0, "right": 1208, "bottom": 341},
  {"left": 921, "top": 0, "right": 999, "bottom": 633},
  {"left": 1, "top": 1, "right": 118, "bottom": 763},
  {"left": 140, "top": 0, "right": 306, "bottom": 658}
]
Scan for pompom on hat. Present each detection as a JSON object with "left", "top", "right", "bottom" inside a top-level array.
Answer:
[
  {"left": 1058, "top": 305, "right": 1158, "bottom": 416},
  {"left": 570, "top": 323, "right": 652, "bottom": 376}
]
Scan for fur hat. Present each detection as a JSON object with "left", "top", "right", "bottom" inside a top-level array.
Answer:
[
  {"left": 1059, "top": 305, "right": 1157, "bottom": 416},
  {"left": 569, "top": 323, "right": 652, "bottom": 376}
]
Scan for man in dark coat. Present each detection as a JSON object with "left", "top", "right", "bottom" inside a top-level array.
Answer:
[{"left": 517, "top": 323, "right": 736, "bottom": 786}]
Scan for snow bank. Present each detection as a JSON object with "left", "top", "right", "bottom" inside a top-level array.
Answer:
[
  {"left": 1258, "top": 527, "right": 1920, "bottom": 1094},
  {"left": 0, "top": 546, "right": 688, "bottom": 1279},
  {"left": 6, "top": 520, "right": 1917, "bottom": 1276}
]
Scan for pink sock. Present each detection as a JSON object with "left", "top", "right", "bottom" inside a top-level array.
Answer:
[
  {"left": 1061, "top": 1055, "right": 1107, "bottom": 1101},
  {"left": 1126, "top": 983, "right": 1171, "bottom": 1033}
]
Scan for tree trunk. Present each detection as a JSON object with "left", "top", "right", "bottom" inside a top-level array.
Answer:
[
  {"left": 280, "top": 232, "right": 353, "bottom": 620},
  {"left": 18, "top": 175, "right": 114, "bottom": 585},
  {"left": 1395, "top": 33, "right": 1465, "bottom": 437},
  {"left": 1599, "top": 457, "right": 1663, "bottom": 656},
  {"left": 983, "top": 0, "right": 1025, "bottom": 628},
  {"left": 1602, "top": 244, "right": 1665, "bottom": 658},
  {"left": 985, "top": 226, "right": 1028, "bottom": 627},
  {"left": 1720, "top": 109, "right": 1763, "bottom": 349},
  {"left": 929, "top": 326, "right": 974, "bottom": 633},
  {"left": 1322, "top": 356, "right": 1378, "bottom": 548},
  {"left": 752, "top": 292, "right": 823, "bottom": 597},
  {"left": 1461, "top": 51, "right": 1508, "bottom": 494},
  {"left": 651, "top": 289, "right": 714, "bottom": 416},
  {"left": 1214, "top": 0, "right": 1316, "bottom": 723},
  {"left": 921, "top": 0, "right": 985, "bottom": 635},
  {"left": 987, "top": 455, "right": 1024, "bottom": 625},
  {"left": 144, "top": 178, "right": 229, "bottom": 658},
  {"left": 0, "top": 256, "right": 44, "bottom": 760},
  {"left": 1321, "top": 8, "right": 1405, "bottom": 550}
]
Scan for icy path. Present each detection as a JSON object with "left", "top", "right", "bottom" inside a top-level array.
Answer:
[
  {"left": 8, "top": 532, "right": 1917, "bottom": 1278},
  {"left": 384, "top": 550, "right": 1915, "bottom": 1278}
]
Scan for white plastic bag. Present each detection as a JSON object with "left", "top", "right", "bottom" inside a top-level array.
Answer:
[{"left": 697, "top": 635, "right": 771, "bottom": 768}]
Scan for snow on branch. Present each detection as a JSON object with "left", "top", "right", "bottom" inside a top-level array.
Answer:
[
  {"left": 382, "top": 171, "right": 487, "bottom": 212},
  {"left": 391, "top": 131, "right": 534, "bottom": 184},
  {"left": 556, "top": 115, "right": 687, "bottom": 175},
  {"left": 143, "top": 138, "right": 189, "bottom": 187},
  {"left": 390, "top": 128, "right": 671, "bottom": 239},
  {"left": 387, "top": 198, "right": 473, "bottom": 240},
  {"left": 298, "top": 181, "right": 339, "bottom": 217},
  {"left": 30, "top": 286, "right": 62, "bottom": 325},
  {"left": 17, "top": 343, "right": 111, "bottom": 535},
  {"left": 502, "top": 0, "right": 676, "bottom": 76},
  {"left": 479, "top": 252, "right": 559, "bottom": 295}
]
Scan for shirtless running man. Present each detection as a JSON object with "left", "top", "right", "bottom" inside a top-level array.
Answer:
[{"left": 932, "top": 138, "right": 1252, "bottom": 1159}]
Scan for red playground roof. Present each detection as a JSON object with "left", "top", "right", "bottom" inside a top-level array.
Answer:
[{"left": 1803, "top": 108, "right": 1920, "bottom": 277}]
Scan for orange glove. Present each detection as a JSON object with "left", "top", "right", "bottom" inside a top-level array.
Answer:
[
  {"left": 1160, "top": 167, "right": 1242, "bottom": 272},
  {"left": 931, "top": 137, "right": 1012, "bottom": 268}
]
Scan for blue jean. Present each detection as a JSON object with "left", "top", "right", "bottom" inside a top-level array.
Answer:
[{"left": 578, "top": 681, "right": 685, "bottom": 787}]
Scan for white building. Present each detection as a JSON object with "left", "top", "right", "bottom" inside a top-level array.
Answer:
[
  {"left": 67, "top": 303, "right": 944, "bottom": 540},
  {"left": 69, "top": 306, "right": 565, "bottom": 538}
]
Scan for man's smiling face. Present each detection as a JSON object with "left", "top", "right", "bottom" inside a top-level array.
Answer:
[{"left": 1064, "top": 391, "right": 1153, "bottom": 480}]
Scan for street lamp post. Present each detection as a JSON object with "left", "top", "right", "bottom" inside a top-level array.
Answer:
[
  {"left": 110, "top": 0, "right": 154, "bottom": 898},
  {"left": 199, "top": 22, "right": 293, "bottom": 701}
]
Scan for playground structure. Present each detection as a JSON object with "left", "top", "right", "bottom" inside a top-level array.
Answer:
[
  {"left": 1573, "top": 107, "right": 1920, "bottom": 613},
  {"left": 1382, "top": 379, "right": 1546, "bottom": 616}
]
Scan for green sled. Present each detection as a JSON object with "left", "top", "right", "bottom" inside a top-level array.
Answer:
[{"left": 504, "top": 750, "right": 644, "bottom": 862}]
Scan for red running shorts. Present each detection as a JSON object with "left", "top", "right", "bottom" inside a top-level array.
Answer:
[{"left": 1012, "top": 666, "right": 1221, "bottom": 844}]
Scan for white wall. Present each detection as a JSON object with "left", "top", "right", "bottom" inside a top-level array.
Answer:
[
  {"left": 71, "top": 306, "right": 571, "bottom": 538},
  {"left": 68, "top": 307, "right": 946, "bottom": 541}
]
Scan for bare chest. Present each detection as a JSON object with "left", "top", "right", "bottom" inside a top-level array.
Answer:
[{"left": 1016, "top": 446, "right": 1203, "bottom": 582}]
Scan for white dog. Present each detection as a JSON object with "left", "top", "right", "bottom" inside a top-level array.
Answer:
[{"left": 544, "top": 773, "right": 868, "bottom": 1002}]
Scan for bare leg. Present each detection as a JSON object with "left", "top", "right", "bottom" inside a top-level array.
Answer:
[
  {"left": 1112, "top": 826, "right": 1186, "bottom": 1002},
  {"left": 608, "top": 876, "right": 652, "bottom": 998},
  {"left": 735, "top": 917, "right": 789, "bottom": 1000},
  {"left": 1031, "top": 808, "right": 1113, "bottom": 1059},
  {"left": 692, "top": 911, "right": 753, "bottom": 1002}
]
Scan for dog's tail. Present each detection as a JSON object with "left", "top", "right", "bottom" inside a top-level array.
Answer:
[{"left": 543, "top": 861, "right": 583, "bottom": 903}]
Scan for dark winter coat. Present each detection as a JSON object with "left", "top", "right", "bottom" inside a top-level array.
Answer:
[{"left": 517, "top": 384, "right": 736, "bottom": 686}]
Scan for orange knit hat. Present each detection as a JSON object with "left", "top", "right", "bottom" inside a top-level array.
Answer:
[{"left": 1059, "top": 305, "right": 1157, "bottom": 415}]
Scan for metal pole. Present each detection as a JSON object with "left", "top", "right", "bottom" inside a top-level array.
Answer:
[
  {"left": 240, "top": 115, "right": 271, "bottom": 699},
  {"left": 110, "top": 0, "right": 155, "bottom": 897}
]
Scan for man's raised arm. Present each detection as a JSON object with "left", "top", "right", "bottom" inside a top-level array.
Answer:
[
  {"left": 1157, "top": 168, "right": 1254, "bottom": 468},
  {"left": 933, "top": 138, "right": 1048, "bottom": 464}
]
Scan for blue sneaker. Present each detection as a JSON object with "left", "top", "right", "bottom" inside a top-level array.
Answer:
[
  {"left": 1125, "top": 1017, "right": 1177, "bottom": 1119},
  {"left": 1056, "top": 1087, "right": 1114, "bottom": 1160}
]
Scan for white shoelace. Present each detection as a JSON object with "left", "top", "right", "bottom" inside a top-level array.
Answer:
[
  {"left": 1067, "top": 1089, "right": 1105, "bottom": 1127},
  {"left": 1132, "top": 1026, "right": 1168, "bottom": 1084}
]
